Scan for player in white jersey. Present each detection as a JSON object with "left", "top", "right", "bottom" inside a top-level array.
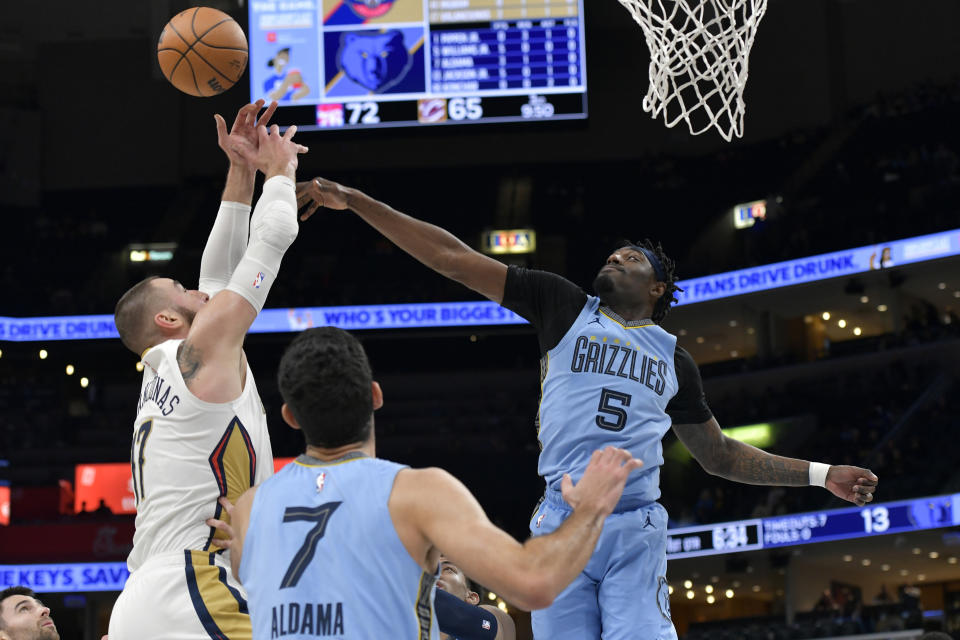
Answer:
[{"left": 107, "top": 100, "right": 307, "bottom": 640}]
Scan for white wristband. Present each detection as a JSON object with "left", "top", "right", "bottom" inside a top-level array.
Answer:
[{"left": 809, "top": 462, "right": 830, "bottom": 488}]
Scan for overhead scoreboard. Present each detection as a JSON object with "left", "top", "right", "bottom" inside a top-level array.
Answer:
[
  {"left": 667, "top": 493, "right": 960, "bottom": 560},
  {"left": 248, "top": 0, "right": 588, "bottom": 130}
]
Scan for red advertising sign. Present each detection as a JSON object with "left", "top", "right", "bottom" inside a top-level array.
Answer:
[
  {"left": 75, "top": 464, "right": 135, "bottom": 515},
  {"left": 74, "top": 458, "right": 295, "bottom": 515},
  {"left": 0, "top": 485, "right": 9, "bottom": 526}
]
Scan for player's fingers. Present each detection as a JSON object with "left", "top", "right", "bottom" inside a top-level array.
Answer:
[
  {"left": 218, "top": 495, "right": 235, "bottom": 514},
  {"left": 205, "top": 518, "right": 234, "bottom": 540},
  {"left": 232, "top": 105, "right": 249, "bottom": 131},
  {"left": 561, "top": 473, "right": 573, "bottom": 493},
  {"left": 296, "top": 144, "right": 309, "bottom": 154},
  {"left": 859, "top": 474, "right": 878, "bottom": 487},
  {"left": 214, "top": 114, "right": 228, "bottom": 142},
  {"left": 269, "top": 123, "right": 281, "bottom": 137},
  {"left": 301, "top": 201, "right": 320, "bottom": 221},
  {"left": 625, "top": 458, "right": 643, "bottom": 472},
  {"left": 283, "top": 124, "right": 298, "bottom": 141},
  {"left": 258, "top": 100, "right": 279, "bottom": 127}
]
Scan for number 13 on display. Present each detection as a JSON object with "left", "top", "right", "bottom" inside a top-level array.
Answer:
[{"left": 860, "top": 506, "right": 889, "bottom": 533}]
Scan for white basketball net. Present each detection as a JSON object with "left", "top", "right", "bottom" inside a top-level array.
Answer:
[{"left": 617, "top": 0, "right": 769, "bottom": 141}]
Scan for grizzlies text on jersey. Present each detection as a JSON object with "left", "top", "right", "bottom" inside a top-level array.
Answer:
[{"left": 537, "top": 298, "right": 678, "bottom": 501}]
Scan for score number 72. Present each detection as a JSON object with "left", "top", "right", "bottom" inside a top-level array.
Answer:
[{"left": 345, "top": 102, "right": 380, "bottom": 125}]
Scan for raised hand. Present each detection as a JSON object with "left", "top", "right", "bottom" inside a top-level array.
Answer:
[
  {"left": 561, "top": 446, "right": 642, "bottom": 516},
  {"left": 295, "top": 177, "right": 349, "bottom": 220},
  {"left": 214, "top": 99, "right": 279, "bottom": 168},
  {"left": 254, "top": 124, "right": 309, "bottom": 179},
  {"left": 825, "top": 465, "right": 879, "bottom": 507}
]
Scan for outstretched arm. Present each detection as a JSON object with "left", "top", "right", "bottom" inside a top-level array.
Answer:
[
  {"left": 392, "top": 447, "right": 641, "bottom": 611},
  {"left": 199, "top": 100, "right": 278, "bottom": 296},
  {"left": 180, "top": 125, "right": 306, "bottom": 403},
  {"left": 672, "top": 417, "right": 879, "bottom": 506},
  {"left": 296, "top": 178, "right": 508, "bottom": 303}
]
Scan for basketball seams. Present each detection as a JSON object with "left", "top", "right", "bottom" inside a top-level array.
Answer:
[
  {"left": 159, "top": 7, "right": 247, "bottom": 95},
  {"left": 190, "top": 47, "right": 246, "bottom": 84},
  {"left": 185, "top": 10, "right": 245, "bottom": 84},
  {"left": 193, "top": 43, "right": 248, "bottom": 52},
  {"left": 181, "top": 54, "right": 203, "bottom": 97}
]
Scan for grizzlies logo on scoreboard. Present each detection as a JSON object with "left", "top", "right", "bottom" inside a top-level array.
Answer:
[
  {"left": 657, "top": 575, "right": 672, "bottom": 621},
  {"left": 345, "top": 0, "right": 395, "bottom": 19},
  {"left": 337, "top": 30, "right": 413, "bottom": 93}
]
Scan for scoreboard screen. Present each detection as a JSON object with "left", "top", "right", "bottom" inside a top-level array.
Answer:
[
  {"left": 247, "top": 0, "right": 587, "bottom": 130},
  {"left": 666, "top": 493, "right": 960, "bottom": 560}
]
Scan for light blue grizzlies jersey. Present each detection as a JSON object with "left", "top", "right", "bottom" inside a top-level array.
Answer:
[
  {"left": 538, "top": 296, "right": 678, "bottom": 502},
  {"left": 239, "top": 452, "right": 439, "bottom": 639}
]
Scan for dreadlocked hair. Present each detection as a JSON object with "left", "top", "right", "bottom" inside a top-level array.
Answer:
[{"left": 633, "top": 238, "right": 682, "bottom": 325}]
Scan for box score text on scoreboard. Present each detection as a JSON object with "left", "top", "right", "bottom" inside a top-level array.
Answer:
[{"left": 248, "top": 0, "right": 588, "bottom": 130}]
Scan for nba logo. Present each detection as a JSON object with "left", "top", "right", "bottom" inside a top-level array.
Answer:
[
  {"left": 316, "top": 472, "right": 326, "bottom": 493},
  {"left": 253, "top": 272, "right": 265, "bottom": 288},
  {"left": 482, "top": 620, "right": 491, "bottom": 630},
  {"left": 536, "top": 513, "right": 545, "bottom": 528}
]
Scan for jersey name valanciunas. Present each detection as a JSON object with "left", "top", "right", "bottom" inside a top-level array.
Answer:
[
  {"left": 537, "top": 297, "right": 678, "bottom": 502},
  {"left": 240, "top": 454, "right": 439, "bottom": 640},
  {"left": 127, "top": 339, "right": 274, "bottom": 571}
]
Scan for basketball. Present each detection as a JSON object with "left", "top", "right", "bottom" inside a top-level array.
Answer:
[{"left": 157, "top": 7, "right": 248, "bottom": 98}]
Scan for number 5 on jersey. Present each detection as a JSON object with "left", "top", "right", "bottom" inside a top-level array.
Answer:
[{"left": 596, "top": 388, "right": 632, "bottom": 431}]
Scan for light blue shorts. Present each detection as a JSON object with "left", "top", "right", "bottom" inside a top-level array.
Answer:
[{"left": 529, "top": 491, "right": 677, "bottom": 640}]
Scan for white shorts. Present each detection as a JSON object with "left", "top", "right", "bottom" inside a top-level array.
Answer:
[{"left": 108, "top": 550, "right": 251, "bottom": 640}]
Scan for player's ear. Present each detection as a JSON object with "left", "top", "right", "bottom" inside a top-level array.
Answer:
[
  {"left": 465, "top": 590, "right": 480, "bottom": 605},
  {"left": 281, "top": 403, "right": 301, "bottom": 430},
  {"left": 154, "top": 310, "right": 182, "bottom": 332},
  {"left": 649, "top": 280, "right": 666, "bottom": 300},
  {"left": 371, "top": 381, "right": 383, "bottom": 411}
]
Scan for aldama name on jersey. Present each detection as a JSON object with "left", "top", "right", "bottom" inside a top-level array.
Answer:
[
  {"left": 569, "top": 335, "right": 668, "bottom": 396},
  {"left": 137, "top": 375, "right": 180, "bottom": 416},
  {"left": 271, "top": 601, "right": 344, "bottom": 637}
]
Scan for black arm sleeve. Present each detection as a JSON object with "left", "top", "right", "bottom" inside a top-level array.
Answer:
[
  {"left": 435, "top": 588, "right": 498, "bottom": 640},
  {"left": 666, "top": 346, "right": 713, "bottom": 424},
  {"left": 501, "top": 265, "right": 588, "bottom": 355}
]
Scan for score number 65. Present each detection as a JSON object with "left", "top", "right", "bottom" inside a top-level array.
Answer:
[{"left": 448, "top": 97, "right": 483, "bottom": 121}]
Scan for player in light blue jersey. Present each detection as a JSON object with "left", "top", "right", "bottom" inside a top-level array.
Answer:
[
  {"left": 211, "top": 326, "right": 643, "bottom": 639},
  {"left": 295, "top": 177, "right": 881, "bottom": 640}
]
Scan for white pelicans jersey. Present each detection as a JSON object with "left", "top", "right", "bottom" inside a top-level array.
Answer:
[{"left": 127, "top": 338, "right": 274, "bottom": 571}]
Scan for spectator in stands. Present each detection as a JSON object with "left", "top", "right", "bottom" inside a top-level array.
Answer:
[
  {"left": 0, "top": 586, "right": 59, "bottom": 640},
  {"left": 813, "top": 588, "right": 838, "bottom": 613},
  {"left": 93, "top": 499, "right": 112, "bottom": 516},
  {"left": 873, "top": 584, "right": 893, "bottom": 605}
]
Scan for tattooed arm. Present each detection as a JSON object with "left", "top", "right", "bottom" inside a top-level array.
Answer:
[{"left": 672, "top": 417, "right": 879, "bottom": 506}]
